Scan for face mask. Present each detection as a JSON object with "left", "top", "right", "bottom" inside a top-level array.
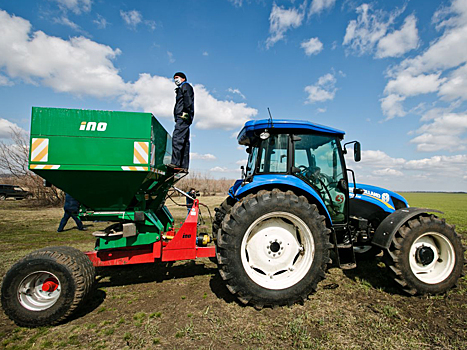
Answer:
[{"left": 174, "top": 78, "right": 182, "bottom": 86}]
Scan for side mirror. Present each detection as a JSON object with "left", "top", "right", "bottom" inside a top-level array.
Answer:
[
  {"left": 354, "top": 142, "right": 361, "bottom": 162},
  {"left": 246, "top": 146, "right": 252, "bottom": 154}
]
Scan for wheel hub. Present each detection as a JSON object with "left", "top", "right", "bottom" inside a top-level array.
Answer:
[
  {"left": 18, "top": 271, "right": 62, "bottom": 311},
  {"left": 415, "top": 245, "right": 435, "bottom": 266},
  {"left": 267, "top": 240, "right": 284, "bottom": 257}
]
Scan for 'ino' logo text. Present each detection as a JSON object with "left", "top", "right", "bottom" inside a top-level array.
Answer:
[{"left": 79, "top": 121, "right": 107, "bottom": 131}]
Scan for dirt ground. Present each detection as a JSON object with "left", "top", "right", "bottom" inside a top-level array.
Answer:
[{"left": 0, "top": 195, "right": 466, "bottom": 350}]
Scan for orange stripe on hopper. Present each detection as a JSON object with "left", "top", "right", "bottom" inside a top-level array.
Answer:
[
  {"left": 138, "top": 142, "right": 148, "bottom": 153},
  {"left": 34, "top": 145, "right": 49, "bottom": 162},
  {"left": 31, "top": 138, "right": 43, "bottom": 150},
  {"left": 134, "top": 151, "right": 146, "bottom": 164}
]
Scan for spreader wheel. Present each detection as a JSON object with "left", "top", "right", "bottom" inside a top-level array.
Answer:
[
  {"left": 217, "top": 189, "right": 331, "bottom": 308},
  {"left": 1, "top": 246, "right": 95, "bottom": 327},
  {"left": 383, "top": 215, "right": 464, "bottom": 295}
]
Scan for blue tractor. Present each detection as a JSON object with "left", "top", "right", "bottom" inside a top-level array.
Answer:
[{"left": 213, "top": 119, "right": 464, "bottom": 308}]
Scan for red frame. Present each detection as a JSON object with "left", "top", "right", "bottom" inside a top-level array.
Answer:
[{"left": 85, "top": 200, "right": 216, "bottom": 267}]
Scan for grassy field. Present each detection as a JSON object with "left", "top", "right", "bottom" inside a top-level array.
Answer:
[{"left": 0, "top": 193, "right": 466, "bottom": 350}]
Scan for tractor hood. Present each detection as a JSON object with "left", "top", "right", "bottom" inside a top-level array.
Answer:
[{"left": 349, "top": 183, "right": 409, "bottom": 212}]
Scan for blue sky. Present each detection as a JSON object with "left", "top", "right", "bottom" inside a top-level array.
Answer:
[{"left": 0, "top": 0, "right": 466, "bottom": 191}]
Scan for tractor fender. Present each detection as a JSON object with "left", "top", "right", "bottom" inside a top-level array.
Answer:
[
  {"left": 232, "top": 174, "right": 333, "bottom": 224},
  {"left": 372, "top": 207, "right": 443, "bottom": 249}
]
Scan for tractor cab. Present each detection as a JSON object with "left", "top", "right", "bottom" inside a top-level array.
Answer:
[{"left": 236, "top": 119, "right": 360, "bottom": 225}]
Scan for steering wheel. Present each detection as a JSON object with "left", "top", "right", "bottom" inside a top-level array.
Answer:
[{"left": 298, "top": 165, "right": 324, "bottom": 183}]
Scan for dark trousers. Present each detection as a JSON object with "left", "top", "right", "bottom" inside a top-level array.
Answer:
[
  {"left": 58, "top": 210, "right": 84, "bottom": 231},
  {"left": 171, "top": 117, "right": 190, "bottom": 169}
]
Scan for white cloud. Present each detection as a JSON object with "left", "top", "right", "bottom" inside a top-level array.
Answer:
[
  {"left": 373, "top": 168, "right": 403, "bottom": 176},
  {"left": 376, "top": 15, "right": 419, "bottom": 58},
  {"left": 236, "top": 159, "right": 247, "bottom": 166},
  {"left": 227, "top": 88, "right": 246, "bottom": 99},
  {"left": 190, "top": 153, "right": 217, "bottom": 161},
  {"left": 384, "top": 73, "right": 445, "bottom": 97},
  {"left": 0, "top": 75, "right": 13, "bottom": 86},
  {"left": 53, "top": 16, "right": 83, "bottom": 32},
  {"left": 410, "top": 113, "right": 467, "bottom": 152},
  {"left": 0, "top": 118, "right": 22, "bottom": 139},
  {"left": 120, "top": 10, "right": 156, "bottom": 31},
  {"left": 266, "top": 2, "right": 306, "bottom": 48},
  {"left": 0, "top": 10, "right": 125, "bottom": 98},
  {"left": 343, "top": 3, "right": 406, "bottom": 56},
  {"left": 0, "top": 9, "right": 257, "bottom": 131},
  {"left": 380, "top": 94, "right": 406, "bottom": 120},
  {"left": 121, "top": 74, "right": 258, "bottom": 130},
  {"left": 194, "top": 84, "right": 258, "bottom": 129},
  {"left": 404, "top": 154, "right": 467, "bottom": 170},
  {"left": 380, "top": 0, "right": 467, "bottom": 126},
  {"left": 120, "top": 10, "right": 142, "bottom": 28},
  {"left": 228, "top": 0, "right": 244, "bottom": 7},
  {"left": 346, "top": 149, "right": 467, "bottom": 190},
  {"left": 358, "top": 150, "right": 406, "bottom": 167},
  {"left": 309, "top": 0, "right": 336, "bottom": 15},
  {"left": 438, "top": 63, "right": 467, "bottom": 101},
  {"left": 202, "top": 51, "right": 209, "bottom": 56},
  {"left": 52, "top": 0, "right": 91, "bottom": 14},
  {"left": 301, "top": 37, "right": 323, "bottom": 56},
  {"left": 167, "top": 51, "right": 175, "bottom": 64},
  {"left": 304, "top": 73, "right": 337, "bottom": 104},
  {"left": 210, "top": 166, "right": 230, "bottom": 173},
  {"left": 94, "top": 14, "right": 108, "bottom": 29}
]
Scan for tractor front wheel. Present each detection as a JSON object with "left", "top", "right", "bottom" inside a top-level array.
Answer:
[
  {"left": 1, "top": 246, "right": 95, "bottom": 327},
  {"left": 383, "top": 215, "right": 464, "bottom": 295},
  {"left": 217, "top": 189, "right": 331, "bottom": 308}
]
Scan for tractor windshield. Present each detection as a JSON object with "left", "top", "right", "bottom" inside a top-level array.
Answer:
[{"left": 294, "top": 134, "right": 347, "bottom": 223}]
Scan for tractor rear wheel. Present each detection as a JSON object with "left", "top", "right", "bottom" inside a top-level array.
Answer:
[
  {"left": 217, "top": 189, "right": 331, "bottom": 308},
  {"left": 1, "top": 246, "right": 95, "bottom": 327},
  {"left": 212, "top": 196, "right": 236, "bottom": 239},
  {"left": 383, "top": 215, "right": 464, "bottom": 295}
]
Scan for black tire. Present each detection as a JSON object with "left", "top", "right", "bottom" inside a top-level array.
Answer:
[
  {"left": 383, "top": 215, "right": 465, "bottom": 295},
  {"left": 212, "top": 196, "right": 236, "bottom": 238},
  {"left": 1, "top": 246, "right": 95, "bottom": 327},
  {"left": 217, "top": 189, "right": 331, "bottom": 308},
  {"left": 0, "top": 194, "right": 6, "bottom": 200}
]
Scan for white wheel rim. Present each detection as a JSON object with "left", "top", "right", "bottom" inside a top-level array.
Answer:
[
  {"left": 409, "top": 232, "right": 456, "bottom": 284},
  {"left": 17, "top": 271, "right": 61, "bottom": 311},
  {"left": 241, "top": 212, "right": 315, "bottom": 290}
]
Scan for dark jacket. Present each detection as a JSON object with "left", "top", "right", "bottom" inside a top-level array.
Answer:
[
  {"left": 174, "top": 82, "right": 194, "bottom": 123},
  {"left": 64, "top": 194, "right": 80, "bottom": 213}
]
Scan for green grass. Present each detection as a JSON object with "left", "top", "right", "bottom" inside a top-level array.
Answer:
[{"left": 0, "top": 193, "right": 466, "bottom": 350}]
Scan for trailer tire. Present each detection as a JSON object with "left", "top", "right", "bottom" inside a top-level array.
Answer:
[
  {"left": 217, "top": 189, "right": 331, "bottom": 308},
  {"left": 383, "top": 215, "right": 464, "bottom": 295},
  {"left": 1, "top": 246, "right": 95, "bottom": 327}
]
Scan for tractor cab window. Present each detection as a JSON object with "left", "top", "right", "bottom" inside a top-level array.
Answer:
[
  {"left": 294, "top": 134, "right": 347, "bottom": 223},
  {"left": 257, "top": 134, "right": 288, "bottom": 174},
  {"left": 246, "top": 146, "right": 259, "bottom": 177}
]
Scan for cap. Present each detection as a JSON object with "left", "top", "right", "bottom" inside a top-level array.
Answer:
[{"left": 173, "top": 72, "right": 187, "bottom": 80}]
